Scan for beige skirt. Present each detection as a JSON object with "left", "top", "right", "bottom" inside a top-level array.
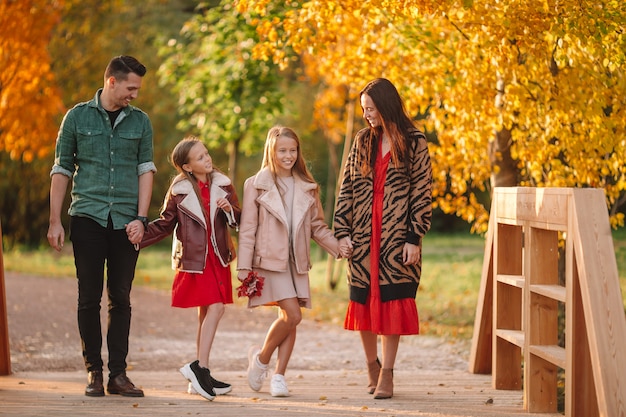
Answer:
[{"left": 247, "top": 258, "right": 311, "bottom": 309}]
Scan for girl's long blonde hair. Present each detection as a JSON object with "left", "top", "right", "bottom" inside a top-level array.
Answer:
[{"left": 261, "top": 126, "right": 318, "bottom": 191}]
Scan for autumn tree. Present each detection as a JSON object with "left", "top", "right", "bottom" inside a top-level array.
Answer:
[
  {"left": 0, "top": 0, "right": 65, "bottom": 162},
  {"left": 236, "top": 0, "right": 626, "bottom": 233},
  {"left": 0, "top": 0, "right": 200, "bottom": 245}
]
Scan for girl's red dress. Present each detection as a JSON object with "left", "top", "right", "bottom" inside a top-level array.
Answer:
[
  {"left": 344, "top": 140, "right": 420, "bottom": 335},
  {"left": 171, "top": 179, "right": 233, "bottom": 308}
]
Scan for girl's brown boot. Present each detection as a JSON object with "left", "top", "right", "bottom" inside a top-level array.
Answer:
[
  {"left": 366, "top": 358, "right": 381, "bottom": 394},
  {"left": 373, "top": 368, "right": 393, "bottom": 399}
]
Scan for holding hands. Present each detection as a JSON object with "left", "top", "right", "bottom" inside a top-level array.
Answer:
[
  {"left": 125, "top": 198, "right": 231, "bottom": 244},
  {"left": 339, "top": 236, "right": 353, "bottom": 259},
  {"left": 125, "top": 220, "right": 144, "bottom": 245}
]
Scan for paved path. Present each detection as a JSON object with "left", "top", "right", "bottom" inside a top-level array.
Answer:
[{"left": 0, "top": 273, "right": 560, "bottom": 416}]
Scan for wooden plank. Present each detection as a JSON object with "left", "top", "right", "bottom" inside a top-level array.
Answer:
[
  {"left": 496, "top": 217, "right": 525, "bottom": 226},
  {"left": 495, "top": 282, "right": 523, "bottom": 332},
  {"left": 495, "top": 329, "right": 525, "bottom": 348},
  {"left": 497, "top": 274, "right": 526, "bottom": 289},
  {"left": 494, "top": 336, "right": 523, "bottom": 390},
  {"left": 567, "top": 254, "right": 600, "bottom": 417},
  {"left": 525, "top": 226, "right": 560, "bottom": 412},
  {"left": 530, "top": 285, "right": 566, "bottom": 303},
  {"left": 0, "top": 370, "right": 566, "bottom": 417},
  {"left": 469, "top": 215, "right": 495, "bottom": 374},
  {"left": 493, "top": 219, "right": 524, "bottom": 390},
  {"left": 526, "top": 354, "right": 558, "bottom": 413},
  {"left": 527, "top": 221, "right": 567, "bottom": 232},
  {"left": 528, "top": 345, "right": 566, "bottom": 369},
  {"left": 570, "top": 188, "right": 626, "bottom": 417},
  {"left": 528, "top": 292, "right": 558, "bottom": 347},
  {"left": 494, "top": 283, "right": 523, "bottom": 390},
  {"left": 0, "top": 221, "right": 11, "bottom": 376},
  {"left": 494, "top": 187, "right": 569, "bottom": 227},
  {"left": 496, "top": 223, "right": 523, "bottom": 275},
  {"left": 528, "top": 227, "right": 559, "bottom": 286}
]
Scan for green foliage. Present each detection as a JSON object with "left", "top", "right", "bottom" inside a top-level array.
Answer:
[
  {"left": 158, "top": 0, "right": 287, "bottom": 185},
  {"left": 0, "top": 156, "right": 54, "bottom": 245}
]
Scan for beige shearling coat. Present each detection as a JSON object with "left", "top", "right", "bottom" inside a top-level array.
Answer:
[{"left": 237, "top": 167, "right": 340, "bottom": 275}]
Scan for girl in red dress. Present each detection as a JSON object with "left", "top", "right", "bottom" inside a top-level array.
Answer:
[
  {"left": 334, "top": 79, "right": 432, "bottom": 399},
  {"left": 136, "top": 136, "right": 241, "bottom": 401}
]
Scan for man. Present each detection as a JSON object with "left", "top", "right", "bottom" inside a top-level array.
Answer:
[{"left": 47, "top": 55, "right": 155, "bottom": 397}]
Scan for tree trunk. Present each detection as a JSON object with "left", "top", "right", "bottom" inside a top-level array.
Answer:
[
  {"left": 327, "top": 96, "right": 355, "bottom": 290},
  {"left": 227, "top": 137, "right": 241, "bottom": 187},
  {"left": 489, "top": 128, "right": 518, "bottom": 188},
  {"left": 325, "top": 140, "right": 338, "bottom": 222},
  {"left": 490, "top": 75, "right": 519, "bottom": 189}
]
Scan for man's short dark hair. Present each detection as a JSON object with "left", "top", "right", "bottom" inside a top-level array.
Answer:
[{"left": 105, "top": 55, "right": 147, "bottom": 80}]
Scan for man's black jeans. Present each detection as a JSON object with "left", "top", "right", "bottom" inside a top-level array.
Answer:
[{"left": 70, "top": 215, "right": 139, "bottom": 376}]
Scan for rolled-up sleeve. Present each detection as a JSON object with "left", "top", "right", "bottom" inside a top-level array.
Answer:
[
  {"left": 50, "top": 110, "right": 77, "bottom": 178},
  {"left": 137, "top": 115, "right": 156, "bottom": 175},
  {"left": 138, "top": 161, "right": 157, "bottom": 175}
]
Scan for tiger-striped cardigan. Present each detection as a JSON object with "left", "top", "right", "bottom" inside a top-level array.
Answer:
[{"left": 333, "top": 128, "right": 432, "bottom": 304}]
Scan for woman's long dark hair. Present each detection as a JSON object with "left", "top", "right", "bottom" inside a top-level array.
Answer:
[{"left": 359, "top": 78, "right": 416, "bottom": 175}]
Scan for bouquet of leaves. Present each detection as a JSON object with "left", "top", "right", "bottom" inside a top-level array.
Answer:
[{"left": 236, "top": 271, "right": 265, "bottom": 298}]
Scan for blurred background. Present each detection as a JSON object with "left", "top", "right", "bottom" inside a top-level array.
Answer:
[{"left": 4, "top": 0, "right": 626, "bottom": 248}]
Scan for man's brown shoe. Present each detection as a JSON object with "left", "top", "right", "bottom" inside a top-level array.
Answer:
[
  {"left": 107, "top": 373, "right": 144, "bottom": 397},
  {"left": 85, "top": 370, "right": 105, "bottom": 397}
]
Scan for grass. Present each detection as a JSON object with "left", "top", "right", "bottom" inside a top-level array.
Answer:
[{"left": 4, "top": 231, "right": 626, "bottom": 342}]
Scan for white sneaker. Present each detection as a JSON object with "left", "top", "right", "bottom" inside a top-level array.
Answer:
[
  {"left": 247, "top": 346, "right": 268, "bottom": 391},
  {"left": 187, "top": 382, "right": 198, "bottom": 395},
  {"left": 270, "top": 374, "right": 290, "bottom": 397}
]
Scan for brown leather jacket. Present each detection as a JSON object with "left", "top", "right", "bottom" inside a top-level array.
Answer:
[{"left": 141, "top": 172, "right": 241, "bottom": 273}]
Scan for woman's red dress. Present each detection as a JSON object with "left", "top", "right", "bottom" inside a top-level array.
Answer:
[
  {"left": 344, "top": 140, "right": 420, "bottom": 335},
  {"left": 171, "top": 180, "right": 233, "bottom": 308}
]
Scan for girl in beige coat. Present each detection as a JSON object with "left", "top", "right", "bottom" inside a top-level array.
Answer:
[{"left": 237, "top": 126, "right": 351, "bottom": 397}]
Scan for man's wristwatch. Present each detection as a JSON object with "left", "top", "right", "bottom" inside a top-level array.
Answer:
[{"left": 136, "top": 216, "right": 149, "bottom": 229}]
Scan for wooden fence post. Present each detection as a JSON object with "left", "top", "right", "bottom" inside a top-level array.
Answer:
[{"left": 0, "top": 220, "right": 11, "bottom": 375}]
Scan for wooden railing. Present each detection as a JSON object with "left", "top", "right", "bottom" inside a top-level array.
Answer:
[{"left": 469, "top": 187, "right": 626, "bottom": 417}]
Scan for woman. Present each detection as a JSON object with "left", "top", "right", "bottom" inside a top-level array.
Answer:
[{"left": 334, "top": 78, "right": 432, "bottom": 399}]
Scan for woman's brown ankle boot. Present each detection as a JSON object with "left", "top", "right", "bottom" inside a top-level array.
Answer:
[
  {"left": 366, "top": 358, "right": 381, "bottom": 394},
  {"left": 373, "top": 368, "right": 393, "bottom": 399}
]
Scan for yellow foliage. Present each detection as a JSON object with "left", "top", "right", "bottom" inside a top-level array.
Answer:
[
  {"left": 0, "top": 0, "right": 65, "bottom": 161},
  {"left": 239, "top": 0, "right": 626, "bottom": 232}
]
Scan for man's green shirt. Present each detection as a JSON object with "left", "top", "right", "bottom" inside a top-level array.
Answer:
[{"left": 51, "top": 89, "right": 156, "bottom": 229}]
